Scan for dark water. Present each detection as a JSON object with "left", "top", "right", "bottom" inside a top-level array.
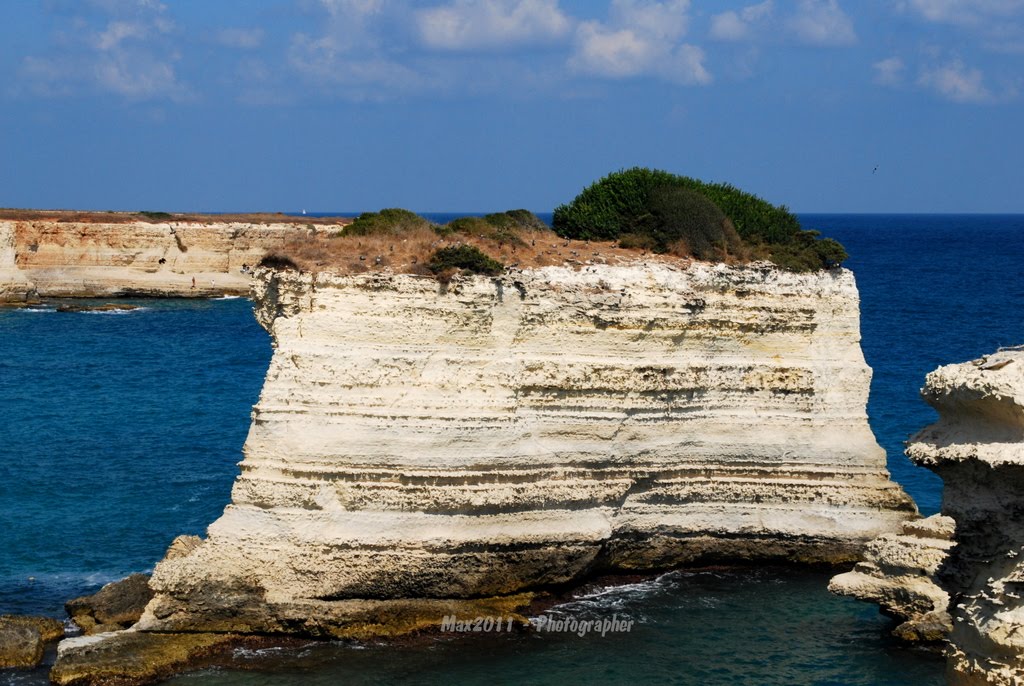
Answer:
[{"left": 4, "top": 213, "right": 1021, "bottom": 684}]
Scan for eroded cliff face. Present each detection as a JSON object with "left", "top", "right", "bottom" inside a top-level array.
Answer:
[
  {"left": 136, "top": 261, "right": 915, "bottom": 638},
  {"left": 0, "top": 222, "right": 33, "bottom": 302},
  {"left": 831, "top": 348, "right": 1024, "bottom": 685},
  {"left": 0, "top": 220, "right": 315, "bottom": 300}
]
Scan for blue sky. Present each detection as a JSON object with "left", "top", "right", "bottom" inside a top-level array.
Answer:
[{"left": 1, "top": 0, "right": 1022, "bottom": 213}]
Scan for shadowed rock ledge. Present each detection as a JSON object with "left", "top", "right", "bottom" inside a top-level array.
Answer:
[
  {"left": 831, "top": 347, "right": 1024, "bottom": 685},
  {"left": 54, "top": 261, "right": 917, "bottom": 684}
]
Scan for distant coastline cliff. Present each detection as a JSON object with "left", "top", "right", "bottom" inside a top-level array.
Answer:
[{"left": 0, "top": 211, "right": 342, "bottom": 301}]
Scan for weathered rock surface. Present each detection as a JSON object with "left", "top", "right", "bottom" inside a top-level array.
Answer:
[
  {"left": 66, "top": 574, "right": 154, "bottom": 635},
  {"left": 134, "top": 262, "right": 915, "bottom": 637},
  {"left": 0, "top": 221, "right": 35, "bottom": 302},
  {"left": 0, "top": 219, "right": 318, "bottom": 300},
  {"left": 833, "top": 348, "right": 1024, "bottom": 684},
  {"left": 0, "top": 615, "right": 64, "bottom": 669},
  {"left": 51, "top": 630, "right": 242, "bottom": 686},
  {"left": 829, "top": 514, "right": 954, "bottom": 641}
]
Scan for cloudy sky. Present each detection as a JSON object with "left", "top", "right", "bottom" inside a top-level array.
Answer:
[{"left": 1, "top": 0, "right": 1022, "bottom": 213}]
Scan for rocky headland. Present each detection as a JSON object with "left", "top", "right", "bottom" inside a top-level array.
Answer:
[
  {"left": 0, "top": 210, "right": 345, "bottom": 302},
  {"left": 831, "top": 347, "right": 1024, "bottom": 685},
  {"left": 41, "top": 257, "right": 922, "bottom": 683}
]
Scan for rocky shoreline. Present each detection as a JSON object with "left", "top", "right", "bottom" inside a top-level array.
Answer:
[
  {"left": 10, "top": 259, "right": 1023, "bottom": 685},
  {"left": 831, "top": 347, "right": 1024, "bottom": 684}
]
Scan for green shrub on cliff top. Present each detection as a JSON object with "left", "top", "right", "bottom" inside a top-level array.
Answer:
[
  {"left": 344, "top": 208, "right": 434, "bottom": 236},
  {"left": 436, "top": 210, "right": 546, "bottom": 245},
  {"left": 428, "top": 245, "right": 504, "bottom": 276},
  {"left": 552, "top": 168, "right": 845, "bottom": 271}
]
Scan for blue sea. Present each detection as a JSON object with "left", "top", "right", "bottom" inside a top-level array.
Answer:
[{"left": 2, "top": 214, "right": 1022, "bottom": 685}]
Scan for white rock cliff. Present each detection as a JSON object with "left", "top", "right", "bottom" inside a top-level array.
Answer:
[
  {"left": 137, "top": 262, "right": 916, "bottom": 637},
  {"left": 832, "top": 348, "right": 1024, "bottom": 685}
]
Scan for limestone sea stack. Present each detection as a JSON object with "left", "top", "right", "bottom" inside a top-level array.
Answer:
[
  {"left": 136, "top": 261, "right": 916, "bottom": 637},
  {"left": 831, "top": 348, "right": 1024, "bottom": 685}
]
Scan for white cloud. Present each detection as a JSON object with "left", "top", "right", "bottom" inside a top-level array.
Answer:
[
  {"left": 94, "top": 53, "right": 180, "bottom": 97},
  {"left": 287, "top": 30, "right": 436, "bottom": 99},
  {"left": 95, "top": 20, "right": 149, "bottom": 50},
  {"left": 873, "top": 55, "right": 905, "bottom": 85},
  {"left": 788, "top": 0, "right": 856, "bottom": 46},
  {"left": 918, "top": 58, "right": 992, "bottom": 102},
  {"left": 217, "top": 28, "right": 265, "bottom": 50},
  {"left": 416, "top": 0, "right": 572, "bottom": 50},
  {"left": 709, "top": 1, "right": 773, "bottom": 41},
  {"left": 902, "top": 0, "right": 1024, "bottom": 25},
  {"left": 569, "top": 0, "right": 710, "bottom": 84},
  {"left": 19, "top": 0, "right": 189, "bottom": 100},
  {"left": 899, "top": 0, "right": 1024, "bottom": 53}
]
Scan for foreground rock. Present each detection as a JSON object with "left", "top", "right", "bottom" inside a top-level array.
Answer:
[
  {"left": 833, "top": 347, "right": 1024, "bottom": 684},
  {"left": 66, "top": 574, "right": 154, "bottom": 635},
  {"left": 134, "top": 262, "right": 914, "bottom": 638},
  {"left": 51, "top": 631, "right": 241, "bottom": 686},
  {"left": 0, "top": 615, "right": 64, "bottom": 669},
  {"left": 829, "top": 514, "right": 954, "bottom": 642}
]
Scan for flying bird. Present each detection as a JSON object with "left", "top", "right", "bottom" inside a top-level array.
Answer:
[{"left": 872, "top": 165, "right": 879, "bottom": 174}]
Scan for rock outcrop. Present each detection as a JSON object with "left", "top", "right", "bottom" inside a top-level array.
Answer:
[
  {"left": 66, "top": 574, "right": 154, "bottom": 635},
  {"left": 832, "top": 347, "right": 1024, "bottom": 685},
  {"left": 51, "top": 631, "right": 243, "bottom": 686},
  {"left": 130, "top": 261, "right": 914, "bottom": 639},
  {"left": 0, "top": 615, "right": 64, "bottom": 669},
  {"left": 0, "top": 216, "right": 333, "bottom": 301},
  {"left": 829, "top": 514, "right": 954, "bottom": 641}
]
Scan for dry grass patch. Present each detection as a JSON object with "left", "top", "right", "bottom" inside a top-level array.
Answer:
[{"left": 269, "top": 224, "right": 689, "bottom": 277}]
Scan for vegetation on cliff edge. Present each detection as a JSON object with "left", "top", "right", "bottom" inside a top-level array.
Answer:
[{"left": 553, "top": 167, "right": 847, "bottom": 271}]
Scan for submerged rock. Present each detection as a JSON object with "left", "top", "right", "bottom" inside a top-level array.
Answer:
[
  {"left": 0, "top": 615, "right": 64, "bottom": 669},
  {"left": 55, "top": 303, "right": 140, "bottom": 313},
  {"left": 66, "top": 574, "right": 154, "bottom": 635}
]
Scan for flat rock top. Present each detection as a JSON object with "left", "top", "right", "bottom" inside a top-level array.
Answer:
[
  {"left": 0, "top": 209, "right": 350, "bottom": 226},
  {"left": 909, "top": 348, "right": 1024, "bottom": 467}
]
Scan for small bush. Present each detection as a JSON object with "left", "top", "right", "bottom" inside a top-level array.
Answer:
[
  {"left": 344, "top": 208, "right": 433, "bottom": 236},
  {"left": 139, "top": 211, "right": 173, "bottom": 220},
  {"left": 428, "top": 245, "right": 504, "bottom": 276},
  {"left": 259, "top": 253, "right": 300, "bottom": 270},
  {"left": 438, "top": 210, "right": 545, "bottom": 246},
  {"left": 443, "top": 216, "right": 494, "bottom": 237}
]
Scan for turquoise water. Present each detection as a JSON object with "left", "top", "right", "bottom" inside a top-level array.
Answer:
[{"left": 3, "top": 214, "right": 1022, "bottom": 684}]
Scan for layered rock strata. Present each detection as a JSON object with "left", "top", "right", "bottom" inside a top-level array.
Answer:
[
  {"left": 829, "top": 514, "right": 954, "bottom": 641},
  {"left": 912, "top": 349, "right": 1024, "bottom": 685},
  {"left": 133, "top": 261, "right": 915, "bottom": 638},
  {"left": 0, "top": 221, "right": 34, "bottom": 302},
  {"left": 0, "top": 219, "right": 320, "bottom": 301},
  {"left": 832, "top": 348, "right": 1024, "bottom": 684}
]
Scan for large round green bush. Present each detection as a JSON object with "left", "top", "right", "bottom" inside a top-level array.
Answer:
[{"left": 552, "top": 167, "right": 845, "bottom": 271}]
